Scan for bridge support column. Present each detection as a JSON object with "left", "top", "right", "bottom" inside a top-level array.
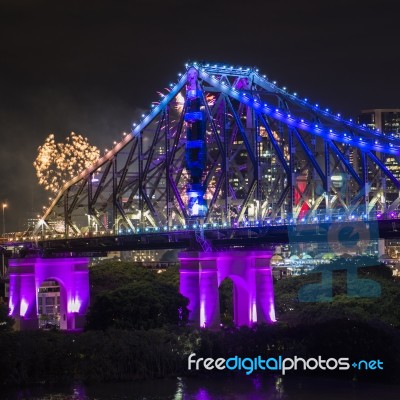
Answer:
[
  {"left": 199, "top": 256, "right": 220, "bottom": 329},
  {"left": 8, "top": 257, "right": 90, "bottom": 331},
  {"left": 9, "top": 261, "right": 38, "bottom": 330},
  {"left": 179, "top": 250, "right": 275, "bottom": 328},
  {"left": 179, "top": 252, "right": 220, "bottom": 329},
  {"left": 254, "top": 256, "right": 276, "bottom": 323},
  {"left": 178, "top": 254, "right": 200, "bottom": 325}
]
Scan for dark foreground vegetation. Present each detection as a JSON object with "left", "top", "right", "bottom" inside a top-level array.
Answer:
[
  {"left": 0, "top": 320, "right": 398, "bottom": 386},
  {"left": 0, "top": 258, "right": 399, "bottom": 387}
]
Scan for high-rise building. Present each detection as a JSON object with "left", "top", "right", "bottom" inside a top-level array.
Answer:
[
  {"left": 358, "top": 109, "right": 400, "bottom": 137},
  {"left": 358, "top": 109, "right": 400, "bottom": 184}
]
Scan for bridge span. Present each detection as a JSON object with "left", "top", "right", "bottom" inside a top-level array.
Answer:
[
  {"left": 3, "top": 217, "right": 397, "bottom": 256},
  {"left": 7, "top": 61, "right": 400, "bottom": 330}
]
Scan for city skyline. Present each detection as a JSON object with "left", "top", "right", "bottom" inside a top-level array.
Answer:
[{"left": 1, "top": 0, "right": 400, "bottom": 232}]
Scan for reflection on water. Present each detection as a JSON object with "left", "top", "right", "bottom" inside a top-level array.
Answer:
[{"left": 2, "top": 375, "right": 400, "bottom": 400}]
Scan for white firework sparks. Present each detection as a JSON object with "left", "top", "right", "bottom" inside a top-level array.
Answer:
[{"left": 33, "top": 132, "right": 100, "bottom": 193}]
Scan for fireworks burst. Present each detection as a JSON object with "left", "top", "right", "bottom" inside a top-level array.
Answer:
[{"left": 33, "top": 132, "right": 100, "bottom": 193}]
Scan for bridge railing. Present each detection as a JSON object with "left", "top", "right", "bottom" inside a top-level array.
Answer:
[{"left": 4, "top": 209, "right": 400, "bottom": 244}]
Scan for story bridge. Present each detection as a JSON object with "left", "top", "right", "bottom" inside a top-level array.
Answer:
[
  {"left": 33, "top": 63, "right": 400, "bottom": 240},
  {"left": 7, "top": 62, "right": 400, "bottom": 330}
]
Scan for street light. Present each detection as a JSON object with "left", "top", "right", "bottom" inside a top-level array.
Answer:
[{"left": 2, "top": 203, "right": 7, "bottom": 236}]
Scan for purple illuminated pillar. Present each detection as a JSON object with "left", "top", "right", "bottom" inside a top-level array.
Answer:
[
  {"left": 199, "top": 256, "right": 220, "bottom": 329},
  {"left": 35, "top": 257, "right": 90, "bottom": 331},
  {"left": 254, "top": 254, "right": 276, "bottom": 323},
  {"left": 179, "top": 250, "right": 275, "bottom": 328},
  {"left": 8, "top": 260, "right": 38, "bottom": 330},
  {"left": 8, "top": 257, "right": 89, "bottom": 331},
  {"left": 216, "top": 252, "right": 251, "bottom": 326},
  {"left": 69, "top": 260, "right": 90, "bottom": 330},
  {"left": 179, "top": 252, "right": 200, "bottom": 325},
  {"left": 179, "top": 252, "right": 220, "bottom": 329}
]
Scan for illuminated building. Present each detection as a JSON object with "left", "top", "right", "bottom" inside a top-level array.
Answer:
[
  {"left": 358, "top": 109, "right": 400, "bottom": 200},
  {"left": 358, "top": 109, "right": 400, "bottom": 138},
  {"left": 38, "top": 280, "right": 61, "bottom": 329}
]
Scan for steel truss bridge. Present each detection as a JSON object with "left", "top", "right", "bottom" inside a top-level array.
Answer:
[{"left": 31, "top": 62, "right": 400, "bottom": 253}]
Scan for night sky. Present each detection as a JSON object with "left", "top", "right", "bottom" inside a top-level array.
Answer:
[{"left": 1, "top": 0, "right": 399, "bottom": 232}]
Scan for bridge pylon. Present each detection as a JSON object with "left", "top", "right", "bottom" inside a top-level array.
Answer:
[
  {"left": 8, "top": 257, "right": 89, "bottom": 331},
  {"left": 179, "top": 250, "right": 275, "bottom": 328}
]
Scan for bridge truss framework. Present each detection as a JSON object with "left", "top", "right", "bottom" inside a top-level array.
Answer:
[{"left": 36, "top": 62, "right": 400, "bottom": 239}]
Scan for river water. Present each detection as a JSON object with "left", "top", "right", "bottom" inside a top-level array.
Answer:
[{"left": 2, "top": 376, "right": 400, "bottom": 400}]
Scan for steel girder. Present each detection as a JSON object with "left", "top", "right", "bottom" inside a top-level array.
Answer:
[{"left": 35, "top": 63, "right": 400, "bottom": 237}]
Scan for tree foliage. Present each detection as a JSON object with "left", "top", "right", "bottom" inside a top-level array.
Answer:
[
  {"left": 0, "top": 298, "right": 14, "bottom": 331},
  {"left": 86, "top": 282, "right": 189, "bottom": 330},
  {"left": 275, "top": 260, "right": 400, "bottom": 327},
  {"left": 89, "top": 261, "right": 155, "bottom": 301},
  {"left": 219, "top": 278, "right": 234, "bottom": 326},
  {"left": 86, "top": 261, "right": 189, "bottom": 330}
]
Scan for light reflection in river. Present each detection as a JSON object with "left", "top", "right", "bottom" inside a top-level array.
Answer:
[{"left": 2, "top": 375, "right": 400, "bottom": 400}]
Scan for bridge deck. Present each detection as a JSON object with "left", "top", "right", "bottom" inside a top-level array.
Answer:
[{"left": 4, "top": 218, "right": 400, "bottom": 257}]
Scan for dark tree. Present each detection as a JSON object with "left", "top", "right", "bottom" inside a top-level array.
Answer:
[
  {"left": 0, "top": 299, "right": 14, "bottom": 331},
  {"left": 86, "top": 281, "right": 189, "bottom": 330},
  {"left": 274, "top": 262, "right": 400, "bottom": 327},
  {"left": 219, "top": 278, "right": 234, "bottom": 326},
  {"left": 89, "top": 261, "right": 155, "bottom": 302}
]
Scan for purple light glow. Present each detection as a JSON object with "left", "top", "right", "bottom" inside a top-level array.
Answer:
[
  {"left": 269, "top": 304, "right": 277, "bottom": 322},
  {"left": 20, "top": 298, "right": 28, "bottom": 317},
  {"left": 8, "top": 257, "right": 90, "bottom": 330},
  {"left": 67, "top": 297, "right": 82, "bottom": 313},
  {"left": 179, "top": 250, "right": 275, "bottom": 329},
  {"left": 251, "top": 301, "right": 257, "bottom": 323},
  {"left": 200, "top": 300, "right": 206, "bottom": 328},
  {"left": 8, "top": 297, "right": 14, "bottom": 316}
]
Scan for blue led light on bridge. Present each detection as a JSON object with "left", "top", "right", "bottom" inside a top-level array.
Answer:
[{"left": 31, "top": 61, "right": 400, "bottom": 247}]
